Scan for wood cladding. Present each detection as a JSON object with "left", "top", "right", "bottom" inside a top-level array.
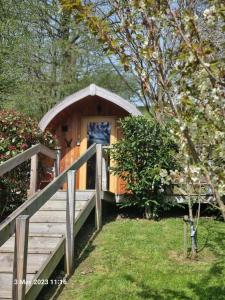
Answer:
[{"left": 46, "top": 95, "right": 129, "bottom": 194}]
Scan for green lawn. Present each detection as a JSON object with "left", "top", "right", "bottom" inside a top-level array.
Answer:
[{"left": 58, "top": 218, "right": 225, "bottom": 300}]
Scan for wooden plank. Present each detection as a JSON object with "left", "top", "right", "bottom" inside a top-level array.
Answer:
[
  {"left": 29, "top": 197, "right": 94, "bottom": 236},
  {"left": 25, "top": 239, "right": 65, "bottom": 300},
  {"left": 39, "top": 144, "right": 56, "bottom": 160},
  {"left": 39, "top": 200, "right": 86, "bottom": 211},
  {"left": 12, "top": 215, "right": 29, "bottom": 300},
  {"left": 28, "top": 197, "right": 94, "bottom": 236},
  {"left": 0, "top": 249, "right": 52, "bottom": 255},
  {"left": 0, "top": 144, "right": 56, "bottom": 177},
  {"left": 74, "top": 195, "right": 95, "bottom": 237},
  {"left": 0, "top": 273, "right": 35, "bottom": 299},
  {"left": 95, "top": 144, "right": 102, "bottom": 230},
  {"left": 25, "top": 196, "right": 95, "bottom": 300},
  {"left": 50, "top": 190, "right": 94, "bottom": 201},
  {"left": 28, "top": 223, "right": 66, "bottom": 235},
  {"left": 29, "top": 154, "right": 38, "bottom": 198},
  {"left": 39, "top": 208, "right": 81, "bottom": 212},
  {"left": 0, "top": 236, "right": 61, "bottom": 252},
  {"left": 65, "top": 170, "right": 76, "bottom": 275},
  {"left": 0, "top": 253, "right": 49, "bottom": 274},
  {"left": 29, "top": 211, "right": 80, "bottom": 223},
  {"left": 0, "top": 143, "right": 96, "bottom": 247},
  {"left": 102, "top": 152, "right": 108, "bottom": 191},
  {"left": 27, "top": 233, "right": 63, "bottom": 238},
  {"left": 0, "top": 145, "right": 39, "bottom": 176}
]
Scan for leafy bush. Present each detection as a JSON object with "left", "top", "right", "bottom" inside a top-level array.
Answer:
[
  {"left": 110, "top": 116, "right": 179, "bottom": 219},
  {"left": 0, "top": 110, "right": 55, "bottom": 220}
]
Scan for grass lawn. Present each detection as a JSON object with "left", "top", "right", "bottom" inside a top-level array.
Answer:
[{"left": 58, "top": 217, "right": 225, "bottom": 300}]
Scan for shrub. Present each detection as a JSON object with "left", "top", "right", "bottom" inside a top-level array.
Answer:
[
  {"left": 110, "top": 116, "right": 179, "bottom": 219},
  {"left": 0, "top": 110, "right": 55, "bottom": 220}
]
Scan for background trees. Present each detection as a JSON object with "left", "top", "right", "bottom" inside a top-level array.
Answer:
[{"left": 0, "top": 0, "right": 138, "bottom": 119}]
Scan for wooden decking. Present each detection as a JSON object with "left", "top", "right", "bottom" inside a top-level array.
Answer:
[{"left": 0, "top": 190, "right": 95, "bottom": 300}]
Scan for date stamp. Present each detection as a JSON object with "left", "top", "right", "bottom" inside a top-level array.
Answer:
[{"left": 13, "top": 279, "right": 67, "bottom": 285}]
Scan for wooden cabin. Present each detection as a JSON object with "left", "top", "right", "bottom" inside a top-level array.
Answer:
[{"left": 39, "top": 84, "right": 141, "bottom": 195}]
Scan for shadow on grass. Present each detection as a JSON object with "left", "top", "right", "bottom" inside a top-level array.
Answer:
[
  {"left": 187, "top": 261, "right": 225, "bottom": 300},
  {"left": 123, "top": 261, "right": 225, "bottom": 300},
  {"left": 124, "top": 274, "right": 192, "bottom": 300},
  {"left": 36, "top": 209, "right": 97, "bottom": 300},
  {"left": 123, "top": 220, "right": 225, "bottom": 300},
  {"left": 38, "top": 208, "right": 224, "bottom": 300},
  {"left": 191, "top": 225, "right": 225, "bottom": 300},
  {"left": 37, "top": 201, "right": 118, "bottom": 300}
]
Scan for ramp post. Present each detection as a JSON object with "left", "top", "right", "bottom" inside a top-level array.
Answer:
[
  {"left": 65, "top": 170, "right": 76, "bottom": 275},
  {"left": 102, "top": 147, "right": 108, "bottom": 191},
  {"left": 95, "top": 144, "right": 102, "bottom": 230},
  {"left": 54, "top": 146, "right": 61, "bottom": 177},
  {"left": 29, "top": 153, "right": 38, "bottom": 197},
  {"left": 12, "top": 215, "right": 29, "bottom": 300}
]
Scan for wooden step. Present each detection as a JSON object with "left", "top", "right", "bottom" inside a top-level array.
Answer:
[
  {"left": 50, "top": 190, "right": 94, "bottom": 201},
  {"left": 28, "top": 223, "right": 66, "bottom": 235},
  {"left": 30, "top": 210, "right": 80, "bottom": 223},
  {"left": 40, "top": 200, "right": 87, "bottom": 210},
  {"left": 0, "top": 253, "right": 50, "bottom": 274},
  {"left": 27, "top": 233, "right": 63, "bottom": 238},
  {"left": 0, "top": 249, "right": 52, "bottom": 255},
  {"left": 0, "top": 236, "right": 62, "bottom": 252},
  {"left": 0, "top": 273, "right": 35, "bottom": 299}
]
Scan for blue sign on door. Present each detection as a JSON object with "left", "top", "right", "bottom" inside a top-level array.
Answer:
[{"left": 87, "top": 122, "right": 111, "bottom": 146}]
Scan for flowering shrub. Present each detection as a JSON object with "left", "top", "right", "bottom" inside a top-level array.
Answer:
[
  {"left": 0, "top": 110, "right": 55, "bottom": 220},
  {"left": 110, "top": 116, "right": 180, "bottom": 219}
]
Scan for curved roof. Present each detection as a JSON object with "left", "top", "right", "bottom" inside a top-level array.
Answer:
[{"left": 39, "top": 84, "right": 142, "bottom": 130}]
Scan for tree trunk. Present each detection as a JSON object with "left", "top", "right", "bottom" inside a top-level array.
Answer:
[
  {"left": 187, "top": 197, "right": 197, "bottom": 258},
  {"left": 205, "top": 174, "right": 225, "bottom": 221},
  {"left": 183, "top": 127, "right": 225, "bottom": 221}
]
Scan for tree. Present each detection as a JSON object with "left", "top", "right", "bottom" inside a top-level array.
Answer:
[
  {"left": 0, "top": 0, "right": 138, "bottom": 119},
  {"left": 0, "top": 0, "right": 23, "bottom": 107},
  {"left": 61, "top": 0, "right": 225, "bottom": 220}
]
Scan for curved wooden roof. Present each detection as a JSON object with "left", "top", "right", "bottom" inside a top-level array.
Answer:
[{"left": 39, "top": 84, "right": 142, "bottom": 130}]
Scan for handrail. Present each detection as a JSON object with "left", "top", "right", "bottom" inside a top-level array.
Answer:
[
  {"left": 0, "top": 143, "right": 97, "bottom": 247},
  {"left": 0, "top": 144, "right": 56, "bottom": 176}
]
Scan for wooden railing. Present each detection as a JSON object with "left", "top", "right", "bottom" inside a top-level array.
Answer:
[
  {"left": 0, "top": 143, "right": 107, "bottom": 300},
  {"left": 102, "top": 145, "right": 110, "bottom": 191},
  {"left": 0, "top": 143, "right": 61, "bottom": 198}
]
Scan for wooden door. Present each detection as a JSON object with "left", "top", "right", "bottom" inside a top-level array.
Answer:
[{"left": 79, "top": 116, "right": 117, "bottom": 193}]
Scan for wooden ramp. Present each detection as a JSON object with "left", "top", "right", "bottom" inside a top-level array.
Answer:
[
  {"left": 0, "top": 190, "right": 95, "bottom": 300},
  {"left": 0, "top": 143, "right": 113, "bottom": 300}
]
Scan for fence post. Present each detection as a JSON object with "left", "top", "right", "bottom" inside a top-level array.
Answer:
[
  {"left": 29, "top": 153, "right": 38, "bottom": 197},
  {"left": 54, "top": 146, "right": 61, "bottom": 177},
  {"left": 12, "top": 215, "right": 29, "bottom": 300},
  {"left": 102, "top": 148, "right": 108, "bottom": 191},
  {"left": 65, "top": 170, "right": 76, "bottom": 275},
  {"left": 95, "top": 144, "right": 102, "bottom": 230}
]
